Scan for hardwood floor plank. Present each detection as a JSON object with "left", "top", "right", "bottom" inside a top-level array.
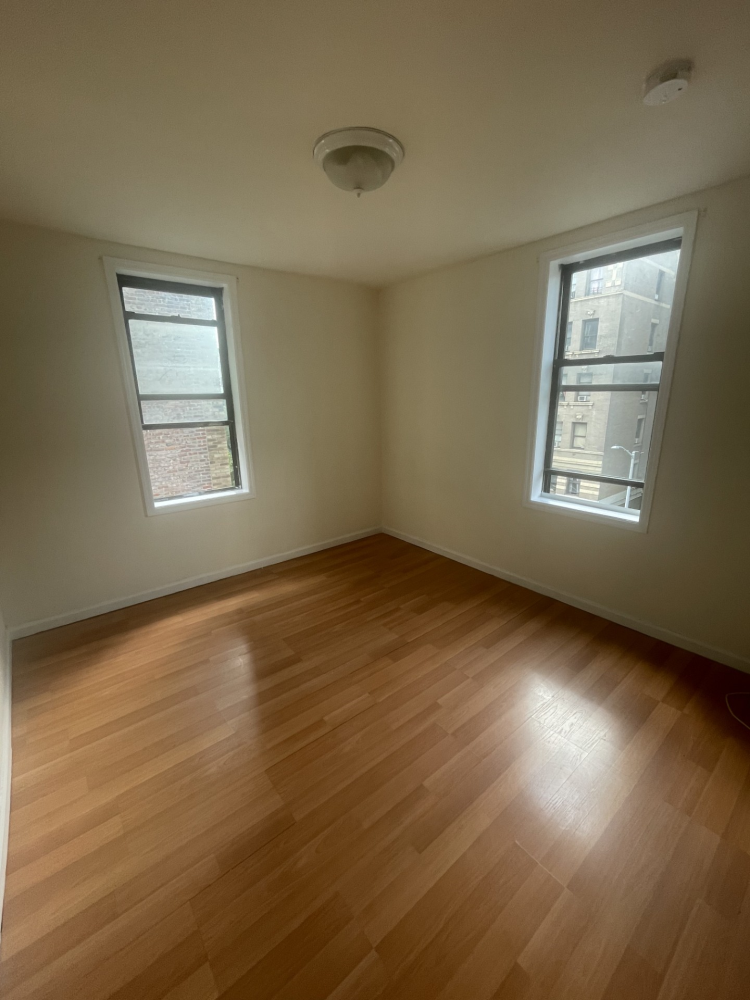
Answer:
[{"left": 1, "top": 534, "right": 748, "bottom": 999}]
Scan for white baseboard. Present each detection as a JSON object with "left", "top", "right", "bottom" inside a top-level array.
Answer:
[
  {"left": 384, "top": 527, "right": 750, "bottom": 675},
  {"left": 12, "top": 524, "right": 748, "bottom": 674},
  {"left": 0, "top": 627, "right": 12, "bottom": 941},
  {"left": 9, "top": 528, "right": 381, "bottom": 641}
]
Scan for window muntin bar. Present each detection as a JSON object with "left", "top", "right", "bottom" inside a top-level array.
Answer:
[
  {"left": 124, "top": 312, "right": 219, "bottom": 327},
  {"left": 554, "top": 352, "right": 665, "bottom": 368},
  {"left": 545, "top": 470, "right": 645, "bottom": 488},
  {"left": 558, "top": 383, "right": 659, "bottom": 393}
]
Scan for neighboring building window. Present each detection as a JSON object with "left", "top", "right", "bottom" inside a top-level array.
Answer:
[
  {"left": 565, "top": 321, "right": 573, "bottom": 350},
  {"left": 647, "top": 319, "right": 659, "bottom": 352},
  {"left": 576, "top": 372, "right": 593, "bottom": 401},
  {"left": 528, "top": 217, "right": 694, "bottom": 528},
  {"left": 655, "top": 269, "right": 664, "bottom": 299},
  {"left": 571, "top": 422, "right": 587, "bottom": 449},
  {"left": 106, "top": 261, "right": 253, "bottom": 513},
  {"left": 570, "top": 276, "right": 577, "bottom": 299},
  {"left": 580, "top": 318, "right": 599, "bottom": 350},
  {"left": 587, "top": 267, "right": 604, "bottom": 295}
]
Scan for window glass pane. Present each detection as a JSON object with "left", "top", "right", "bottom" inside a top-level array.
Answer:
[
  {"left": 129, "top": 321, "right": 223, "bottom": 394},
  {"left": 564, "top": 248, "right": 680, "bottom": 359},
  {"left": 559, "top": 361, "right": 662, "bottom": 387},
  {"left": 141, "top": 399, "right": 228, "bottom": 424},
  {"left": 143, "top": 426, "right": 235, "bottom": 500},
  {"left": 548, "top": 473, "right": 642, "bottom": 511},
  {"left": 580, "top": 318, "right": 599, "bottom": 350},
  {"left": 551, "top": 390, "right": 657, "bottom": 479},
  {"left": 570, "top": 422, "right": 587, "bottom": 449},
  {"left": 122, "top": 286, "right": 216, "bottom": 320}
]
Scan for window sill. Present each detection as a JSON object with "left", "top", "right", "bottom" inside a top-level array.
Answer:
[
  {"left": 525, "top": 494, "right": 646, "bottom": 532},
  {"left": 149, "top": 487, "right": 254, "bottom": 516}
]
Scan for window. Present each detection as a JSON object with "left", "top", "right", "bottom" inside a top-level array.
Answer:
[
  {"left": 527, "top": 213, "right": 696, "bottom": 529},
  {"left": 105, "top": 259, "right": 253, "bottom": 514},
  {"left": 571, "top": 422, "right": 587, "bottom": 449},
  {"left": 565, "top": 321, "right": 573, "bottom": 350},
  {"left": 647, "top": 319, "right": 659, "bottom": 352},
  {"left": 575, "top": 372, "right": 593, "bottom": 401},
  {"left": 580, "top": 318, "right": 599, "bottom": 351},
  {"left": 655, "top": 269, "right": 664, "bottom": 300},
  {"left": 586, "top": 267, "right": 604, "bottom": 296}
]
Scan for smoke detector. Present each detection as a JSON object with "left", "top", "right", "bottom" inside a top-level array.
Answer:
[
  {"left": 643, "top": 59, "right": 692, "bottom": 106},
  {"left": 314, "top": 127, "right": 404, "bottom": 197}
]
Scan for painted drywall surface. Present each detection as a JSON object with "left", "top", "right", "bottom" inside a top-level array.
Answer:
[
  {"left": 0, "top": 222, "right": 380, "bottom": 628},
  {"left": 380, "top": 174, "right": 750, "bottom": 662}
]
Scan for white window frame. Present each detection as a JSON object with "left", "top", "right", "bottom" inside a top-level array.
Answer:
[
  {"left": 104, "top": 257, "right": 255, "bottom": 515},
  {"left": 525, "top": 212, "right": 697, "bottom": 532}
]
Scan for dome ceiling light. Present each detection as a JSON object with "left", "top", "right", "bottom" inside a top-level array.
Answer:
[{"left": 313, "top": 127, "right": 404, "bottom": 197}]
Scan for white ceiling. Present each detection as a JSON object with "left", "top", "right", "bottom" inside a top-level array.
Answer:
[{"left": 1, "top": 0, "right": 748, "bottom": 286}]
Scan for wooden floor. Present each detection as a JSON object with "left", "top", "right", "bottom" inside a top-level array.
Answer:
[{"left": 2, "top": 535, "right": 750, "bottom": 999}]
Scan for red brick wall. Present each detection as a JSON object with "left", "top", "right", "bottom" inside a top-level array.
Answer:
[{"left": 144, "top": 426, "right": 234, "bottom": 499}]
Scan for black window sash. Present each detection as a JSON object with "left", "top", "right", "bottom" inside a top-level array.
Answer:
[
  {"left": 117, "top": 275, "right": 242, "bottom": 499},
  {"left": 542, "top": 237, "right": 681, "bottom": 496}
]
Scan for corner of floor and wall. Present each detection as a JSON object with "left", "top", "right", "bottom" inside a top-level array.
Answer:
[
  {"left": 2, "top": 171, "right": 750, "bottom": 933},
  {"left": 379, "top": 172, "right": 750, "bottom": 676}
]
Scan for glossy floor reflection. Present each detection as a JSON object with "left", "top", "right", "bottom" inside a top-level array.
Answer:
[{"left": 2, "top": 534, "right": 749, "bottom": 999}]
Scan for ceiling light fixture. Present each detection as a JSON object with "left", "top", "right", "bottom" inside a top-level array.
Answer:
[
  {"left": 313, "top": 127, "right": 404, "bottom": 197},
  {"left": 643, "top": 59, "right": 692, "bottom": 105}
]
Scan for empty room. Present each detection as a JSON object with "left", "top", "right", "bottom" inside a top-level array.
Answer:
[{"left": 1, "top": 1, "right": 750, "bottom": 997}]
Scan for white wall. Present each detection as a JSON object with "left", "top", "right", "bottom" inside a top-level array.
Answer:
[
  {"left": 0, "top": 221, "right": 380, "bottom": 630},
  {"left": 380, "top": 174, "right": 750, "bottom": 667}
]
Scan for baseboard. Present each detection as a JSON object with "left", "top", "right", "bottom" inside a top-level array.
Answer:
[
  {"left": 0, "top": 627, "right": 12, "bottom": 941},
  {"left": 9, "top": 527, "right": 381, "bottom": 641},
  {"left": 384, "top": 527, "right": 750, "bottom": 675}
]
